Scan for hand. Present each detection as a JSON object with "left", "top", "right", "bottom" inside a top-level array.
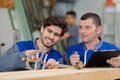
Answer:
[
  {"left": 107, "top": 57, "right": 120, "bottom": 68},
  {"left": 45, "top": 59, "right": 59, "bottom": 69},
  {"left": 25, "top": 50, "right": 40, "bottom": 61},
  {"left": 25, "top": 50, "right": 37, "bottom": 56},
  {"left": 70, "top": 51, "right": 80, "bottom": 66}
]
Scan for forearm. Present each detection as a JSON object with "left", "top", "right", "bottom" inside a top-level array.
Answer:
[
  {"left": 0, "top": 51, "right": 26, "bottom": 71},
  {"left": 60, "top": 32, "right": 70, "bottom": 40}
]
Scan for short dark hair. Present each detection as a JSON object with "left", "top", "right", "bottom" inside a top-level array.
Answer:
[
  {"left": 43, "top": 15, "right": 67, "bottom": 37},
  {"left": 80, "top": 12, "right": 101, "bottom": 26},
  {"left": 66, "top": 11, "right": 76, "bottom": 18}
]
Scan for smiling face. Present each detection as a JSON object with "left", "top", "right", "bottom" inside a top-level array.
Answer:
[
  {"left": 40, "top": 25, "right": 62, "bottom": 48},
  {"left": 79, "top": 18, "right": 102, "bottom": 43}
]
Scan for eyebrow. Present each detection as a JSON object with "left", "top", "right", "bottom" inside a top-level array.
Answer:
[{"left": 47, "top": 27, "right": 61, "bottom": 35}]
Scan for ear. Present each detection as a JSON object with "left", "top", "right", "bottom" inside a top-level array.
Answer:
[
  {"left": 40, "top": 26, "right": 44, "bottom": 33},
  {"left": 97, "top": 26, "right": 102, "bottom": 34}
]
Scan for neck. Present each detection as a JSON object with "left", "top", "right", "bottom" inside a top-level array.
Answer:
[
  {"left": 69, "top": 23, "right": 75, "bottom": 27},
  {"left": 84, "top": 38, "right": 100, "bottom": 50},
  {"left": 36, "top": 39, "right": 51, "bottom": 54}
]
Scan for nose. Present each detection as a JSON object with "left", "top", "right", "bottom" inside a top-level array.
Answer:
[
  {"left": 79, "top": 28, "right": 86, "bottom": 34},
  {"left": 49, "top": 33, "right": 54, "bottom": 39}
]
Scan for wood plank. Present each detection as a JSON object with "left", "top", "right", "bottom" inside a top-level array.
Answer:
[{"left": 0, "top": 68, "right": 120, "bottom": 80}]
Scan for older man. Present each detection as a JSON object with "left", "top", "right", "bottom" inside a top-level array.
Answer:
[{"left": 64, "top": 12, "right": 120, "bottom": 67}]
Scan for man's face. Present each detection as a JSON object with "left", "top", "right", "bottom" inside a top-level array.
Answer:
[
  {"left": 40, "top": 25, "right": 62, "bottom": 48},
  {"left": 66, "top": 15, "right": 75, "bottom": 26},
  {"left": 79, "top": 18, "right": 101, "bottom": 43}
]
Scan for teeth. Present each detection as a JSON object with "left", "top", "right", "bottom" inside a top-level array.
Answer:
[{"left": 46, "top": 38, "right": 51, "bottom": 43}]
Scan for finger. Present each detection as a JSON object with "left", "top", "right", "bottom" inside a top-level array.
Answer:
[
  {"left": 107, "top": 60, "right": 120, "bottom": 67},
  {"left": 111, "top": 57, "right": 120, "bottom": 61},
  {"left": 46, "top": 59, "right": 56, "bottom": 66},
  {"left": 55, "top": 62, "right": 59, "bottom": 65},
  {"left": 112, "top": 63, "right": 120, "bottom": 68},
  {"left": 70, "top": 56, "right": 80, "bottom": 61},
  {"left": 45, "top": 65, "right": 53, "bottom": 69},
  {"left": 53, "top": 62, "right": 59, "bottom": 69},
  {"left": 106, "top": 60, "right": 110, "bottom": 63},
  {"left": 71, "top": 54, "right": 79, "bottom": 58},
  {"left": 50, "top": 61, "right": 56, "bottom": 66},
  {"left": 45, "top": 61, "right": 58, "bottom": 69}
]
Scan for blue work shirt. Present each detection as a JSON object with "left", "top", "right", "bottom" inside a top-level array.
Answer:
[{"left": 64, "top": 41, "right": 120, "bottom": 65}]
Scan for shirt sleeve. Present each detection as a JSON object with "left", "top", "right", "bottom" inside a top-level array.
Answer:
[
  {"left": 0, "top": 43, "right": 26, "bottom": 71},
  {"left": 62, "top": 52, "right": 70, "bottom": 65},
  {"left": 63, "top": 43, "right": 80, "bottom": 65}
]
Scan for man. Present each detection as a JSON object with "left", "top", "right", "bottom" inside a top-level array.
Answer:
[
  {"left": 0, "top": 16, "right": 67, "bottom": 71},
  {"left": 64, "top": 12, "right": 120, "bottom": 67},
  {"left": 60, "top": 11, "right": 79, "bottom": 48}
]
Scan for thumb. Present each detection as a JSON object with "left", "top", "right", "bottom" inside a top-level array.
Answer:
[{"left": 55, "top": 62, "right": 59, "bottom": 65}]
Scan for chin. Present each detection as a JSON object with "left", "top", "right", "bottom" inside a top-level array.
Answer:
[
  {"left": 82, "top": 38, "right": 88, "bottom": 42},
  {"left": 82, "top": 40, "right": 88, "bottom": 43},
  {"left": 82, "top": 39, "right": 86, "bottom": 42},
  {"left": 45, "top": 44, "right": 54, "bottom": 48}
]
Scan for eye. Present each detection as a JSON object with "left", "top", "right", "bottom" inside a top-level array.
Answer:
[
  {"left": 47, "top": 29, "right": 52, "bottom": 33},
  {"left": 54, "top": 33, "right": 61, "bottom": 37},
  {"left": 79, "top": 25, "right": 82, "bottom": 29},
  {"left": 85, "top": 26, "right": 91, "bottom": 29}
]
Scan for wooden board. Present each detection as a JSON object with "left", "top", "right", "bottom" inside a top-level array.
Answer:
[{"left": 0, "top": 68, "right": 120, "bottom": 80}]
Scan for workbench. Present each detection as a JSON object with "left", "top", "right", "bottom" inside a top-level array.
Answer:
[{"left": 0, "top": 68, "right": 120, "bottom": 80}]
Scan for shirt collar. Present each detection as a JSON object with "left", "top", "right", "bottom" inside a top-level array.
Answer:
[
  {"left": 94, "top": 40, "right": 102, "bottom": 50},
  {"left": 82, "top": 38, "right": 103, "bottom": 50},
  {"left": 33, "top": 38, "right": 39, "bottom": 50}
]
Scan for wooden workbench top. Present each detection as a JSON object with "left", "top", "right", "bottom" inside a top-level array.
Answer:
[{"left": 0, "top": 68, "right": 120, "bottom": 80}]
